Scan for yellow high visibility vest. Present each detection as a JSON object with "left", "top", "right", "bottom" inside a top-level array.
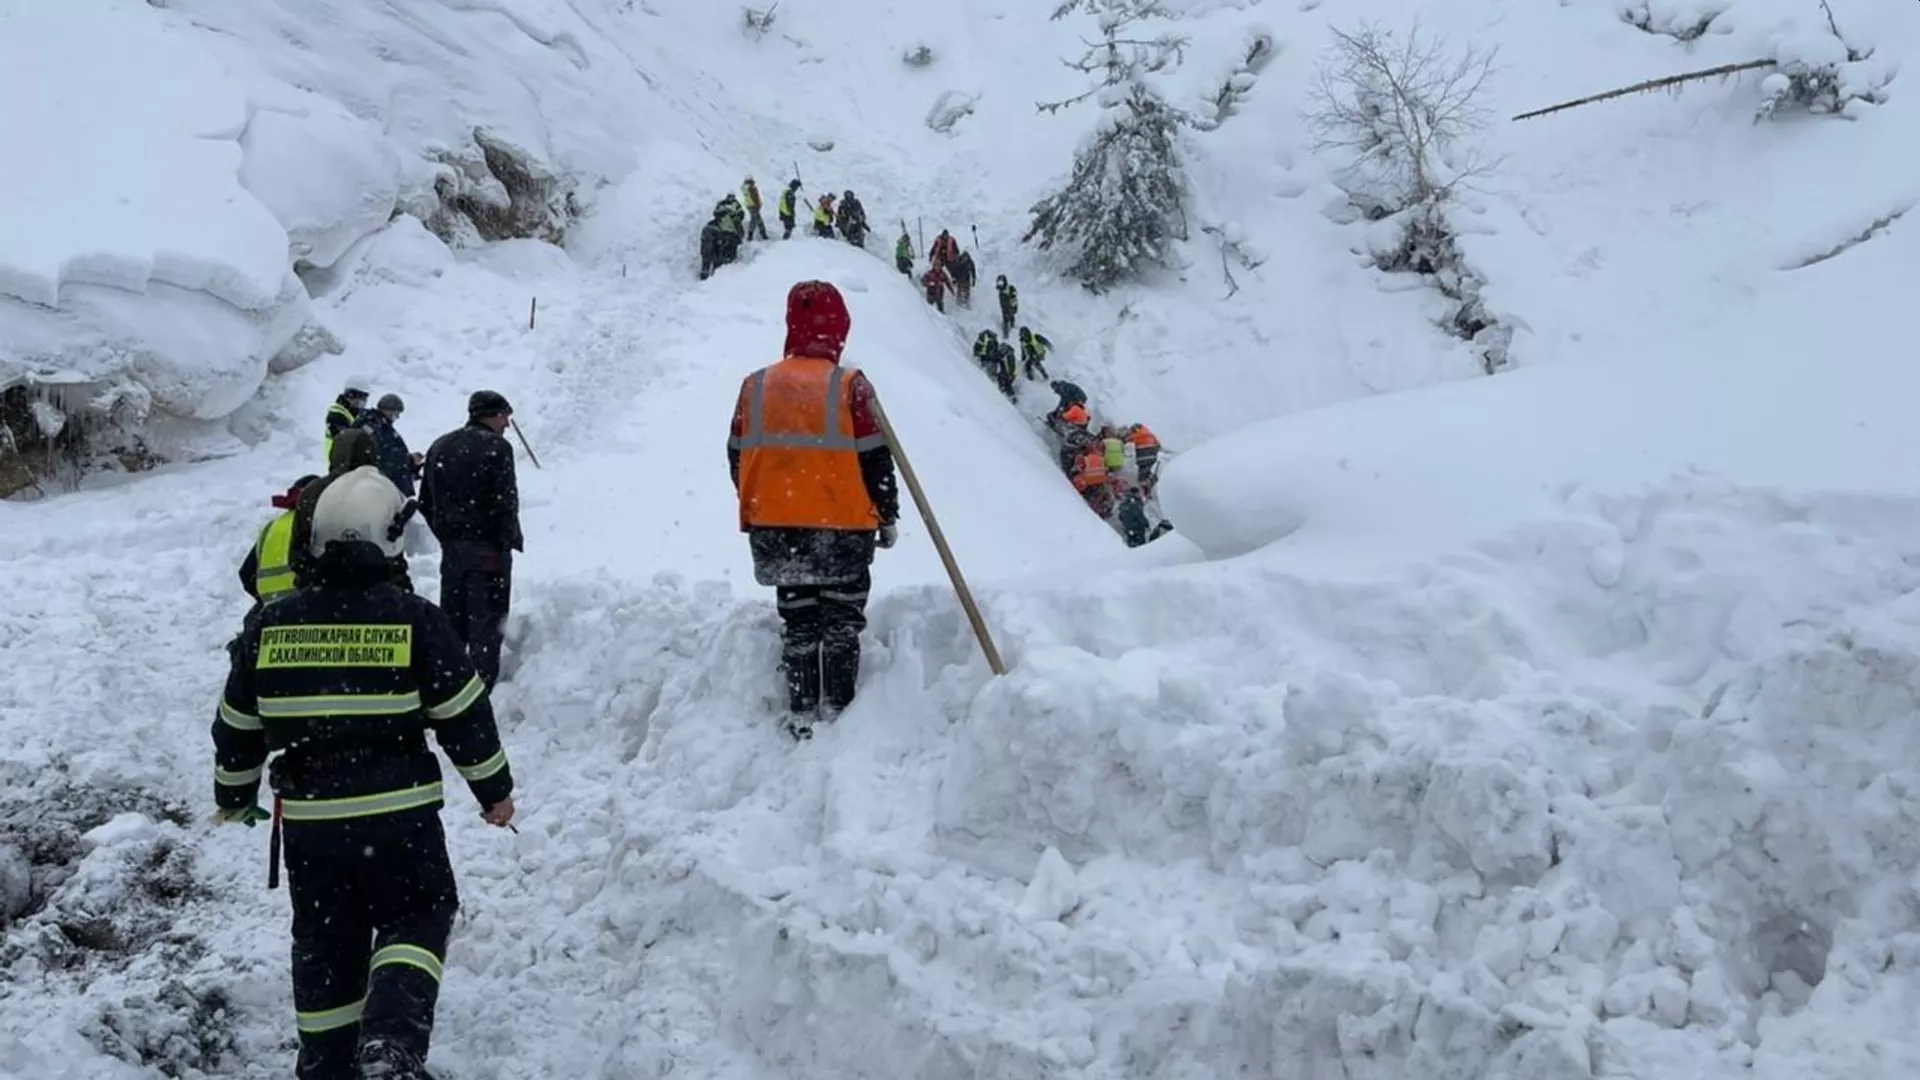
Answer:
[
  {"left": 322, "top": 402, "right": 356, "bottom": 462},
  {"left": 255, "top": 512, "right": 298, "bottom": 598}
]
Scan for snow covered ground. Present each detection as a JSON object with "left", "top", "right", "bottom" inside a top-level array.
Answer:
[{"left": 5, "top": 0, "right": 1920, "bottom": 1078}]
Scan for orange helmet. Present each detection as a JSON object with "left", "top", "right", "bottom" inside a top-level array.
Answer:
[{"left": 1062, "top": 403, "right": 1090, "bottom": 426}]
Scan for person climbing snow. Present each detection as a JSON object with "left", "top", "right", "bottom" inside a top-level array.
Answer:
[
  {"left": 972, "top": 330, "right": 1000, "bottom": 377},
  {"left": 1047, "top": 400, "right": 1095, "bottom": 472},
  {"left": 1111, "top": 476, "right": 1152, "bottom": 548},
  {"left": 1017, "top": 327, "right": 1051, "bottom": 382},
  {"left": 993, "top": 338, "right": 1019, "bottom": 400},
  {"left": 292, "top": 427, "right": 415, "bottom": 596},
  {"left": 728, "top": 281, "right": 900, "bottom": 739},
  {"left": 237, "top": 474, "right": 320, "bottom": 606},
  {"left": 323, "top": 384, "right": 369, "bottom": 464},
  {"left": 929, "top": 229, "right": 959, "bottom": 272},
  {"left": 995, "top": 275, "right": 1019, "bottom": 338},
  {"left": 836, "top": 190, "right": 869, "bottom": 247},
  {"left": 212, "top": 467, "right": 516, "bottom": 1080},
  {"left": 1070, "top": 441, "right": 1115, "bottom": 518},
  {"left": 812, "top": 193, "right": 837, "bottom": 239},
  {"left": 778, "top": 178, "right": 800, "bottom": 239},
  {"left": 420, "top": 391, "right": 523, "bottom": 690},
  {"left": 894, "top": 229, "right": 914, "bottom": 276},
  {"left": 1126, "top": 422, "right": 1162, "bottom": 497},
  {"left": 1049, "top": 379, "right": 1088, "bottom": 413},
  {"left": 699, "top": 197, "right": 744, "bottom": 280},
  {"left": 362, "top": 394, "right": 420, "bottom": 498},
  {"left": 950, "top": 249, "right": 976, "bottom": 308},
  {"left": 921, "top": 263, "right": 951, "bottom": 312},
  {"left": 741, "top": 177, "right": 768, "bottom": 241}
]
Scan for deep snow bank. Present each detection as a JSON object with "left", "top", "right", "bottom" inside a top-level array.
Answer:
[
  {"left": 0, "top": 1, "right": 312, "bottom": 426},
  {"left": 1161, "top": 218, "right": 1920, "bottom": 567},
  {"left": 1, "top": 0, "right": 707, "bottom": 461},
  {"left": 539, "top": 475, "right": 1920, "bottom": 1080}
]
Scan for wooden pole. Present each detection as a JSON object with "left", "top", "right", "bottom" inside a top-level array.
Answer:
[
  {"left": 870, "top": 397, "right": 1006, "bottom": 676},
  {"left": 1510, "top": 58, "right": 1776, "bottom": 121},
  {"left": 528, "top": 297, "right": 538, "bottom": 330},
  {"left": 509, "top": 418, "right": 542, "bottom": 469}
]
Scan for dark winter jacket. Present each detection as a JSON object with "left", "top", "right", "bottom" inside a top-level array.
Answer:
[
  {"left": 420, "top": 421, "right": 523, "bottom": 553},
  {"left": 952, "top": 252, "right": 975, "bottom": 286},
  {"left": 362, "top": 412, "right": 417, "bottom": 497},
  {"left": 213, "top": 542, "right": 513, "bottom": 820},
  {"left": 1051, "top": 380, "right": 1087, "bottom": 409},
  {"left": 836, "top": 197, "right": 867, "bottom": 236}
]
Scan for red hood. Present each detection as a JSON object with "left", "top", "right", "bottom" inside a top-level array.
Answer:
[{"left": 783, "top": 280, "right": 850, "bottom": 362}]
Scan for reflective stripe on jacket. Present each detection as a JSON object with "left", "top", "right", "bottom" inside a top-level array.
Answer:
[
  {"left": 322, "top": 402, "right": 357, "bottom": 461},
  {"left": 1073, "top": 451, "right": 1108, "bottom": 491},
  {"left": 730, "top": 358, "right": 883, "bottom": 531},
  {"left": 255, "top": 512, "right": 299, "bottom": 598}
]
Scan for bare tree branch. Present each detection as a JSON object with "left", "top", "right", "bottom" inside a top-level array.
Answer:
[{"left": 1304, "top": 20, "right": 1499, "bottom": 211}]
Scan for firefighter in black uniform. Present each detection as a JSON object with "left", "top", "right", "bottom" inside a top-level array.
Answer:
[
  {"left": 419, "top": 390, "right": 523, "bottom": 688},
  {"left": 212, "top": 468, "right": 516, "bottom": 1080}
]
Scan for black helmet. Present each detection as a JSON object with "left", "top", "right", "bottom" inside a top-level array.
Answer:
[
  {"left": 996, "top": 274, "right": 1008, "bottom": 286},
  {"left": 1018, "top": 327, "right": 1031, "bottom": 339},
  {"left": 468, "top": 389, "right": 513, "bottom": 418},
  {"left": 843, "top": 190, "right": 854, "bottom": 201},
  {"left": 788, "top": 178, "right": 801, "bottom": 189},
  {"left": 376, "top": 393, "right": 404, "bottom": 413}
]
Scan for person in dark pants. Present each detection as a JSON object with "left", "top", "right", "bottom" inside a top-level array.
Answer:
[
  {"left": 419, "top": 390, "right": 523, "bottom": 687},
  {"left": 728, "top": 280, "right": 899, "bottom": 738},
  {"left": 212, "top": 468, "right": 515, "bottom": 1080}
]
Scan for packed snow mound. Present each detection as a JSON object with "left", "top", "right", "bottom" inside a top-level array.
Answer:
[
  {"left": 0, "top": 0, "right": 705, "bottom": 434},
  {"left": 1163, "top": 215, "right": 1920, "bottom": 567},
  {"left": 503, "top": 476, "right": 1920, "bottom": 1080},
  {"left": 0, "top": 0, "right": 311, "bottom": 420}
]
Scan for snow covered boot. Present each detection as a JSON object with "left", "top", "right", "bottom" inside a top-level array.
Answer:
[{"left": 357, "top": 1038, "right": 434, "bottom": 1080}]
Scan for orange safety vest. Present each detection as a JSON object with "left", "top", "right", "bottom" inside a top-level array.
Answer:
[
  {"left": 1072, "top": 449, "right": 1108, "bottom": 492},
  {"left": 1128, "top": 424, "right": 1159, "bottom": 451},
  {"left": 732, "top": 358, "right": 882, "bottom": 531}
]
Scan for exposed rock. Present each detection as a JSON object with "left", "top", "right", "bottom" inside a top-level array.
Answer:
[{"left": 422, "top": 128, "right": 579, "bottom": 248}]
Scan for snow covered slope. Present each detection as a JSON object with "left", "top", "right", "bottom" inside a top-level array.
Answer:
[{"left": 6, "top": 0, "right": 1920, "bottom": 1078}]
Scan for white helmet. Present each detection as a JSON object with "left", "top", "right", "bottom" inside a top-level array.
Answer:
[{"left": 309, "top": 467, "right": 408, "bottom": 559}]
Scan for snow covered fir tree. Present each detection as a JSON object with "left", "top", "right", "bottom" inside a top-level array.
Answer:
[
  {"left": 1025, "top": 84, "right": 1187, "bottom": 291},
  {"left": 1024, "top": 0, "right": 1193, "bottom": 291},
  {"left": 3, "top": 0, "right": 1919, "bottom": 1078}
]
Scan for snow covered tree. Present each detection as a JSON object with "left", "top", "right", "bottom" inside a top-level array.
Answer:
[
  {"left": 1025, "top": 0, "right": 1192, "bottom": 291},
  {"left": 1304, "top": 21, "right": 1497, "bottom": 217},
  {"left": 1027, "top": 85, "right": 1186, "bottom": 290}
]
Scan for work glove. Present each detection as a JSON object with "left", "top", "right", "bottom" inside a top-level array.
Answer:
[
  {"left": 877, "top": 524, "right": 898, "bottom": 549},
  {"left": 211, "top": 804, "right": 272, "bottom": 827}
]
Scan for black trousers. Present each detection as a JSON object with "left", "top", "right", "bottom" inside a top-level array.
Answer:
[
  {"left": 775, "top": 567, "right": 871, "bottom": 714},
  {"left": 440, "top": 541, "right": 512, "bottom": 686},
  {"left": 746, "top": 210, "right": 768, "bottom": 240},
  {"left": 286, "top": 810, "right": 459, "bottom": 1080}
]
